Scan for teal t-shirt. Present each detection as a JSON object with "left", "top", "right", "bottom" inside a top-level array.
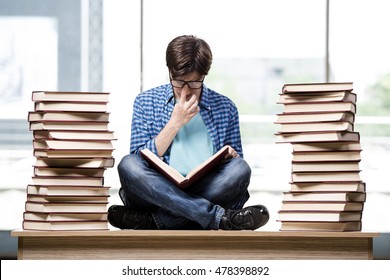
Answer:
[{"left": 169, "top": 113, "right": 214, "bottom": 176}]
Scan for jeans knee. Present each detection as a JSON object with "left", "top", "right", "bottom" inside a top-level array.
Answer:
[
  {"left": 117, "top": 154, "right": 131, "bottom": 177},
  {"left": 117, "top": 154, "right": 143, "bottom": 182},
  {"left": 231, "top": 158, "right": 251, "bottom": 184}
]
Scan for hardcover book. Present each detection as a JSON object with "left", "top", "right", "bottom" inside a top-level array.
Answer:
[
  {"left": 282, "top": 191, "right": 366, "bottom": 202},
  {"left": 32, "top": 176, "right": 104, "bottom": 186},
  {"left": 29, "top": 121, "right": 110, "bottom": 131},
  {"left": 277, "top": 121, "right": 354, "bottom": 133},
  {"left": 275, "top": 111, "right": 355, "bottom": 124},
  {"left": 291, "top": 171, "right": 361, "bottom": 182},
  {"left": 289, "top": 182, "right": 366, "bottom": 192},
  {"left": 277, "top": 211, "right": 362, "bottom": 222},
  {"left": 279, "top": 221, "right": 362, "bottom": 232},
  {"left": 34, "top": 101, "right": 108, "bottom": 112},
  {"left": 34, "top": 149, "right": 114, "bottom": 158},
  {"left": 278, "top": 90, "right": 356, "bottom": 104},
  {"left": 33, "top": 167, "right": 106, "bottom": 177},
  {"left": 291, "top": 161, "right": 361, "bottom": 172},
  {"left": 292, "top": 150, "right": 362, "bottom": 162},
  {"left": 33, "top": 139, "right": 114, "bottom": 150},
  {"left": 32, "top": 91, "right": 110, "bottom": 102},
  {"left": 27, "top": 185, "right": 111, "bottom": 196},
  {"left": 23, "top": 211, "right": 108, "bottom": 222},
  {"left": 25, "top": 201, "right": 108, "bottom": 213},
  {"left": 292, "top": 141, "right": 361, "bottom": 152},
  {"left": 279, "top": 201, "right": 364, "bottom": 212},
  {"left": 27, "top": 194, "right": 109, "bottom": 203},
  {"left": 28, "top": 111, "right": 110, "bottom": 122},
  {"left": 34, "top": 157, "right": 115, "bottom": 168},
  {"left": 140, "top": 146, "right": 229, "bottom": 189},
  {"left": 22, "top": 220, "right": 109, "bottom": 231},
  {"left": 282, "top": 82, "right": 353, "bottom": 93},
  {"left": 275, "top": 131, "right": 360, "bottom": 143},
  {"left": 33, "top": 130, "right": 116, "bottom": 140}
]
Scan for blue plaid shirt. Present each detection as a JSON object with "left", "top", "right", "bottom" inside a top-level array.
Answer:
[{"left": 130, "top": 84, "right": 244, "bottom": 163}]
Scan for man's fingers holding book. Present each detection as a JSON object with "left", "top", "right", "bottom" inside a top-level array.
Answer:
[{"left": 225, "top": 146, "right": 240, "bottom": 159}]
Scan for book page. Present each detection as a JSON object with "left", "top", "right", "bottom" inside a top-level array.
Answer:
[
  {"left": 186, "top": 146, "right": 229, "bottom": 179},
  {"left": 140, "top": 148, "right": 186, "bottom": 185},
  {"left": 141, "top": 146, "right": 229, "bottom": 188}
]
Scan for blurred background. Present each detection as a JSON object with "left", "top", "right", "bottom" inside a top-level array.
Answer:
[{"left": 0, "top": 0, "right": 389, "bottom": 259}]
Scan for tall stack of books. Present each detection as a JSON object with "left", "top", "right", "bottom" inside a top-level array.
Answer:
[
  {"left": 275, "top": 82, "right": 366, "bottom": 232},
  {"left": 23, "top": 91, "right": 116, "bottom": 230}
]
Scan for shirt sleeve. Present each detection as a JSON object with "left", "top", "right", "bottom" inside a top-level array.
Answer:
[
  {"left": 226, "top": 102, "right": 244, "bottom": 158},
  {"left": 129, "top": 95, "right": 158, "bottom": 156}
]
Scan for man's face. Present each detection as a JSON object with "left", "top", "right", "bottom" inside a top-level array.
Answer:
[{"left": 170, "top": 71, "right": 204, "bottom": 101}]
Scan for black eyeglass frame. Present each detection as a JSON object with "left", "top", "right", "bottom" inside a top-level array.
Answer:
[{"left": 169, "top": 76, "right": 205, "bottom": 89}]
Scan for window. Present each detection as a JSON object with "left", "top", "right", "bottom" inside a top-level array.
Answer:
[
  {"left": 0, "top": 0, "right": 86, "bottom": 230},
  {"left": 329, "top": 0, "right": 390, "bottom": 231}
]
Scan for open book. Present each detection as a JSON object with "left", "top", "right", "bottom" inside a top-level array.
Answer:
[{"left": 140, "top": 146, "right": 229, "bottom": 189}]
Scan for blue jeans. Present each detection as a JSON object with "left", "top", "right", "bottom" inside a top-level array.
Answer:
[{"left": 117, "top": 154, "right": 251, "bottom": 230}]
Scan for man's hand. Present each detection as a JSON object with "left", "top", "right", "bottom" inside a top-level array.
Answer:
[
  {"left": 225, "top": 145, "right": 240, "bottom": 159},
  {"left": 171, "top": 93, "right": 199, "bottom": 128},
  {"left": 155, "top": 93, "right": 199, "bottom": 157}
]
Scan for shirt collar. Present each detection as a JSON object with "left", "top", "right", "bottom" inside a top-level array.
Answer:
[
  {"left": 164, "top": 84, "right": 211, "bottom": 111},
  {"left": 165, "top": 84, "right": 175, "bottom": 105},
  {"left": 199, "top": 85, "right": 211, "bottom": 111}
]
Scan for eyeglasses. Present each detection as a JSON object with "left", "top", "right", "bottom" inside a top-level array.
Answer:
[{"left": 170, "top": 78, "right": 204, "bottom": 89}]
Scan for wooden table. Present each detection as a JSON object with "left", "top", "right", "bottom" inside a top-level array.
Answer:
[{"left": 11, "top": 230, "right": 379, "bottom": 260}]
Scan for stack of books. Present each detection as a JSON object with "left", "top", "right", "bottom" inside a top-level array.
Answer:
[
  {"left": 275, "top": 82, "right": 366, "bottom": 232},
  {"left": 23, "top": 91, "right": 116, "bottom": 230}
]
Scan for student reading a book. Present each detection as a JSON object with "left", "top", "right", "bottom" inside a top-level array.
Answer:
[{"left": 108, "top": 35, "right": 269, "bottom": 230}]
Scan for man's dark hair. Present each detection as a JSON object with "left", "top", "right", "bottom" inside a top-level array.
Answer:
[{"left": 166, "top": 35, "right": 212, "bottom": 78}]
